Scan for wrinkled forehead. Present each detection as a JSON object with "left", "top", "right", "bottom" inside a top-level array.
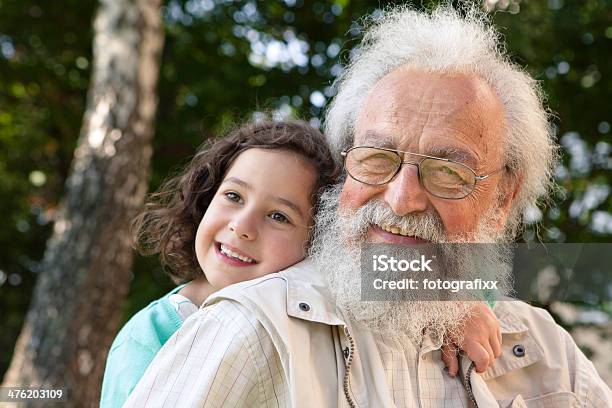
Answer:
[{"left": 354, "top": 68, "right": 506, "bottom": 170}]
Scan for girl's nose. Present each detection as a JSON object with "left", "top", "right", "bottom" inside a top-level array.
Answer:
[{"left": 228, "top": 216, "right": 257, "bottom": 240}]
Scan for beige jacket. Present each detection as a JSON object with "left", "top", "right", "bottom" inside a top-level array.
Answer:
[{"left": 127, "top": 260, "right": 611, "bottom": 407}]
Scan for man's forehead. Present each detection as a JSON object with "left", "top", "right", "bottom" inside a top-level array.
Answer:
[
  {"left": 356, "top": 68, "right": 503, "bottom": 125},
  {"left": 353, "top": 69, "right": 506, "bottom": 169},
  {"left": 370, "top": 67, "right": 494, "bottom": 101}
]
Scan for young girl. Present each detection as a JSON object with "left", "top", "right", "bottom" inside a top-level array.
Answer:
[
  {"left": 100, "top": 120, "right": 337, "bottom": 408},
  {"left": 101, "top": 119, "right": 501, "bottom": 407}
]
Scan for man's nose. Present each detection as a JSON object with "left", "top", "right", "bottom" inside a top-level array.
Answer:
[
  {"left": 228, "top": 211, "right": 258, "bottom": 240},
  {"left": 383, "top": 163, "right": 429, "bottom": 216}
]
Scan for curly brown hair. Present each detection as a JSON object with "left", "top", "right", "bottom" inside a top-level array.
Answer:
[{"left": 131, "top": 120, "right": 338, "bottom": 283}]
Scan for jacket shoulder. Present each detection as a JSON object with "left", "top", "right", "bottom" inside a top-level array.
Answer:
[
  {"left": 203, "top": 259, "right": 340, "bottom": 328},
  {"left": 206, "top": 272, "right": 288, "bottom": 307},
  {"left": 204, "top": 259, "right": 322, "bottom": 312},
  {"left": 495, "top": 299, "right": 555, "bottom": 325}
]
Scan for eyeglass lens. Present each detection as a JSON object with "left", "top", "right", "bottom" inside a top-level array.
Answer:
[{"left": 345, "top": 147, "right": 476, "bottom": 199}]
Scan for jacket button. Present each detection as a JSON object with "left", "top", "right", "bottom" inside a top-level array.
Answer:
[
  {"left": 512, "top": 344, "right": 526, "bottom": 357},
  {"left": 298, "top": 302, "right": 310, "bottom": 312}
]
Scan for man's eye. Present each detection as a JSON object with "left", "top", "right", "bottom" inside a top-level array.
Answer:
[
  {"left": 362, "top": 156, "right": 396, "bottom": 168},
  {"left": 269, "top": 212, "right": 290, "bottom": 224},
  {"left": 441, "top": 166, "right": 459, "bottom": 176},
  {"left": 224, "top": 192, "right": 242, "bottom": 203}
]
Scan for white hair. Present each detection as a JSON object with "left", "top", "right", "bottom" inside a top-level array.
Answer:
[{"left": 324, "top": 4, "right": 558, "bottom": 235}]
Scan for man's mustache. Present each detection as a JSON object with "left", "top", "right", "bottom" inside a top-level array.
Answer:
[{"left": 337, "top": 199, "right": 447, "bottom": 243}]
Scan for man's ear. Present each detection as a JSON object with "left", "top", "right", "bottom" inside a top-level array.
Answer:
[{"left": 494, "top": 170, "right": 523, "bottom": 230}]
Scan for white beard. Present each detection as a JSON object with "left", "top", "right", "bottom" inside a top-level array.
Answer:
[{"left": 310, "top": 183, "right": 512, "bottom": 346}]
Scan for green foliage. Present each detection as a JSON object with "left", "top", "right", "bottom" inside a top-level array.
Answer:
[
  {"left": 0, "top": 0, "right": 97, "bottom": 377},
  {"left": 493, "top": 0, "right": 612, "bottom": 243},
  {"left": 0, "top": 0, "right": 610, "bottom": 379}
]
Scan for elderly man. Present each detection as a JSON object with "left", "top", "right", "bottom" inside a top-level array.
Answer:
[{"left": 126, "top": 6, "right": 611, "bottom": 407}]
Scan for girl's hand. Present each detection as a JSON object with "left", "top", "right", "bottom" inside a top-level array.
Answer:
[{"left": 441, "top": 302, "right": 502, "bottom": 377}]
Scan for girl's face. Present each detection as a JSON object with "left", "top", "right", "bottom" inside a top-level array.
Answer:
[{"left": 195, "top": 148, "right": 316, "bottom": 290}]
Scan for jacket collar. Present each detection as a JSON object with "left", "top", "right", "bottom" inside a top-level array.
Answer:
[
  {"left": 494, "top": 300, "right": 530, "bottom": 333},
  {"left": 280, "top": 259, "right": 347, "bottom": 326}
]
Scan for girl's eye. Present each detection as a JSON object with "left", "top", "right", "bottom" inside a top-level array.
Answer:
[
  {"left": 224, "top": 191, "right": 242, "bottom": 203},
  {"left": 269, "top": 212, "right": 290, "bottom": 224}
]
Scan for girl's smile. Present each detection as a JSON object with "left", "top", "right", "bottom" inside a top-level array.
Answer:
[{"left": 215, "top": 242, "right": 257, "bottom": 265}]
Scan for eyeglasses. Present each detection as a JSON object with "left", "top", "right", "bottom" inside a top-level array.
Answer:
[{"left": 341, "top": 146, "right": 505, "bottom": 200}]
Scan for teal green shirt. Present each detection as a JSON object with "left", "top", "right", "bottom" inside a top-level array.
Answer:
[{"left": 100, "top": 285, "right": 187, "bottom": 408}]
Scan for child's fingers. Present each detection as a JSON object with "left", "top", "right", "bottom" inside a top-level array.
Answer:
[
  {"left": 491, "top": 327, "right": 502, "bottom": 358},
  {"left": 441, "top": 343, "right": 459, "bottom": 377},
  {"left": 483, "top": 340, "right": 496, "bottom": 371},
  {"left": 464, "top": 340, "right": 491, "bottom": 373},
  {"left": 479, "top": 302, "right": 502, "bottom": 360}
]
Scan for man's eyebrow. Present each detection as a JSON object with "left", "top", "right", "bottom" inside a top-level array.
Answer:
[
  {"left": 361, "top": 131, "right": 396, "bottom": 149},
  {"left": 223, "top": 177, "right": 251, "bottom": 189},
  {"left": 426, "top": 146, "right": 476, "bottom": 166}
]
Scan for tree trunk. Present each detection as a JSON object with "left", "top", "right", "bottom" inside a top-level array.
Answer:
[{"left": 2, "top": 0, "right": 164, "bottom": 405}]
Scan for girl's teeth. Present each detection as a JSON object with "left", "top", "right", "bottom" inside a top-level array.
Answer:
[{"left": 220, "top": 244, "right": 254, "bottom": 263}]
